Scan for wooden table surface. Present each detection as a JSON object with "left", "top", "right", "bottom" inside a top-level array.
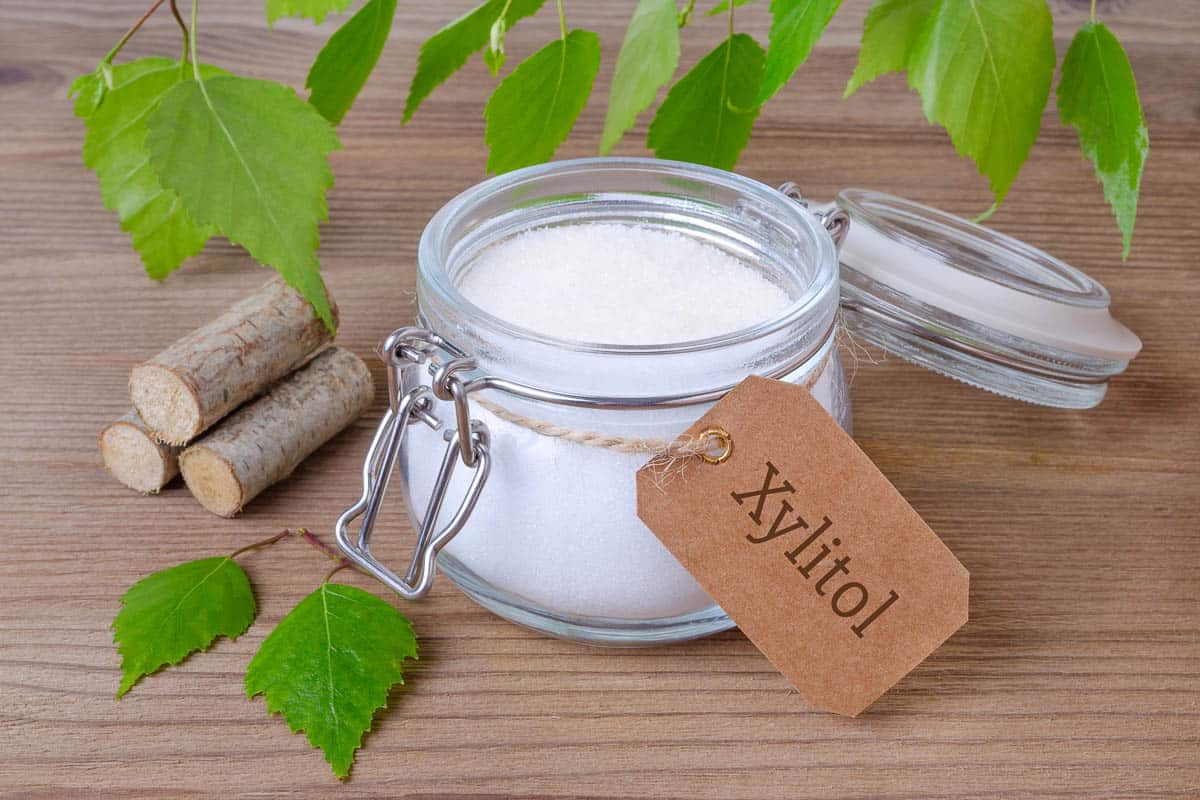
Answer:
[{"left": 2, "top": 1, "right": 1197, "bottom": 797}]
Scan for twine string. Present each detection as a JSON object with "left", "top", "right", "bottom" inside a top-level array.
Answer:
[{"left": 471, "top": 349, "right": 832, "bottom": 462}]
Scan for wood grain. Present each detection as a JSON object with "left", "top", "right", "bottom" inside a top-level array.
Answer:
[{"left": 1, "top": 1, "right": 1197, "bottom": 797}]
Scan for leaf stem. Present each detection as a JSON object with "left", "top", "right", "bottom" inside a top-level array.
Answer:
[
  {"left": 555, "top": 0, "right": 567, "bottom": 40},
  {"left": 1090, "top": 0, "right": 1097, "bottom": 21},
  {"left": 103, "top": 0, "right": 168, "bottom": 64},
  {"left": 170, "top": 0, "right": 190, "bottom": 72},
  {"left": 324, "top": 562, "right": 352, "bottom": 584},
  {"left": 301, "top": 529, "right": 359, "bottom": 581},
  {"left": 678, "top": 0, "right": 696, "bottom": 28},
  {"left": 299, "top": 529, "right": 344, "bottom": 562},
  {"left": 230, "top": 528, "right": 293, "bottom": 559},
  {"left": 727, "top": 0, "right": 734, "bottom": 37},
  {"left": 189, "top": 0, "right": 203, "bottom": 82},
  {"left": 974, "top": 200, "right": 1000, "bottom": 224}
]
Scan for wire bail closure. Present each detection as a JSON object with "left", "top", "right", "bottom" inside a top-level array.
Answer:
[
  {"left": 778, "top": 180, "right": 850, "bottom": 249},
  {"left": 334, "top": 328, "right": 491, "bottom": 600}
]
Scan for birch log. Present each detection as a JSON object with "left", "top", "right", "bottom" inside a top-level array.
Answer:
[
  {"left": 100, "top": 411, "right": 182, "bottom": 493},
  {"left": 179, "top": 347, "right": 374, "bottom": 517},
  {"left": 130, "top": 278, "right": 336, "bottom": 445}
]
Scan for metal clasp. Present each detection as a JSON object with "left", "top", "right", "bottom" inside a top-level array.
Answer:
[
  {"left": 778, "top": 181, "right": 850, "bottom": 249},
  {"left": 334, "top": 328, "right": 491, "bottom": 600}
]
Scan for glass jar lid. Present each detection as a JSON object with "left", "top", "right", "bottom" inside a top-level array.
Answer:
[{"left": 826, "top": 188, "right": 1141, "bottom": 409}]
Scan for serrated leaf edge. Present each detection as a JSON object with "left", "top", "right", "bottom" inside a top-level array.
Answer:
[
  {"left": 245, "top": 583, "right": 417, "bottom": 779},
  {"left": 1056, "top": 20, "right": 1148, "bottom": 259},
  {"left": 905, "top": 0, "right": 1055, "bottom": 208},
  {"left": 646, "top": 33, "right": 765, "bottom": 171},
  {"left": 403, "top": 0, "right": 548, "bottom": 124},
  {"left": 79, "top": 60, "right": 218, "bottom": 279},
  {"left": 267, "top": 0, "right": 352, "bottom": 27},
  {"left": 305, "top": 0, "right": 398, "bottom": 124},
  {"left": 113, "top": 556, "right": 255, "bottom": 699},
  {"left": 599, "top": 0, "right": 681, "bottom": 155},
  {"left": 758, "top": 0, "right": 843, "bottom": 105},
  {"left": 146, "top": 75, "right": 340, "bottom": 330},
  {"left": 483, "top": 29, "right": 601, "bottom": 174}
]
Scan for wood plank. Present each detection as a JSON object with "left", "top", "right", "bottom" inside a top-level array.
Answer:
[{"left": 0, "top": 0, "right": 1196, "bottom": 797}]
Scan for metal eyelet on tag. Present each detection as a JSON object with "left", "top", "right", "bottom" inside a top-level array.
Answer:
[{"left": 697, "top": 427, "right": 733, "bottom": 465}]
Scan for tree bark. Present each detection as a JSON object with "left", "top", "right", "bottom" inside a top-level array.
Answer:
[
  {"left": 130, "top": 278, "right": 336, "bottom": 445},
  {"left": 179, "top": 347, "right": 374, "bottom": 517},
  {"left": 100, "top": 411, "right": 181, "bottom": 493}
]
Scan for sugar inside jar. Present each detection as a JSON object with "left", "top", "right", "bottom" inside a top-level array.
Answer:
[{"left": 378, "top": 158, "right": 849, "bottom": 645}]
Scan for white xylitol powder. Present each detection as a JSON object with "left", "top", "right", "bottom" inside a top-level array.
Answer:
[
  {"left": 405, "top": 222, "right": 833, "bottom": 622},
  {"left": 459, "top": 223, "right": 791, "bottom": 343}
]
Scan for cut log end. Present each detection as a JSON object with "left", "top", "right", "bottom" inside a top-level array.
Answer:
[
  {"left": 100, "top": 412, "right": 181, "bottom": 494},
  {"left": 179, "top": 447, "right": 244, "bottom": 517},
  {"left": 129, "top": 278, "right": 336, "bottom": 444},
  {"left": 130, "top": 364, "right": 201, "bottom": 445},
  {"left": 179, "top": 346, "right": 374, "bottom": 517}
]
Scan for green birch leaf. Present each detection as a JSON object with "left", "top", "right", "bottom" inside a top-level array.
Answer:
[
  {"left": 759, "top": 0, "right": 843, "bottom": 104},
  {"left": 600, "top": 0, "right": 680, "bottom": 155},
  {"left": 245, "top": 583, "right": 418, "bottom": 779},
  {"left": 706, "top": 0, "right": 756, "bottom": 17},
  {"left": 647, "top": 33, "right": 764, "bottom": 171},
  {"left": 145, "top": 75, "right": 340, "bottom": 330},
  {"left": 1057, "top": 20, "right": 1148, "bottom": 259},
  {"left": 844, "top": 0, "right": 936, "bottom": 97},
  {"left": 484, "top": 30, "right": 601, "bottom": 174},
  {"left": 113, "top": 556, "right": 256, "bottom": 698},
  {"left": 76, "top": 58, "right": 223, "bottom": 280},
  {"left": 266, "top": 0, "right": 351, "bottom": 25},
  {"left": 306, "top": 0, "right": 398, "bottom": 124},
  {"left": 403, "top": 0, "right": 547, "bottom": 124},
  {"left": 906, "top": 0, "right": 1056, "bottom": 206}
]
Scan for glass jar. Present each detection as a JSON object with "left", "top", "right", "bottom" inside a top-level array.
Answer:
[
  {"left": 338, "top": 158, "right": 850, "bottom": 645},
  {"left": 335, "top": 157, "right": 1140, "bottom": 647}
]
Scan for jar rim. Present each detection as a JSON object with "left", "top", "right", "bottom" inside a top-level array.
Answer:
[{"left": 417, "top": 157, "right": 839, "bottom": 357}]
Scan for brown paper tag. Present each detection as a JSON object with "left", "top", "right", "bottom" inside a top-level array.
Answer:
[{"left": 637, "top": 376, "right": 968, "bottom": 717}]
